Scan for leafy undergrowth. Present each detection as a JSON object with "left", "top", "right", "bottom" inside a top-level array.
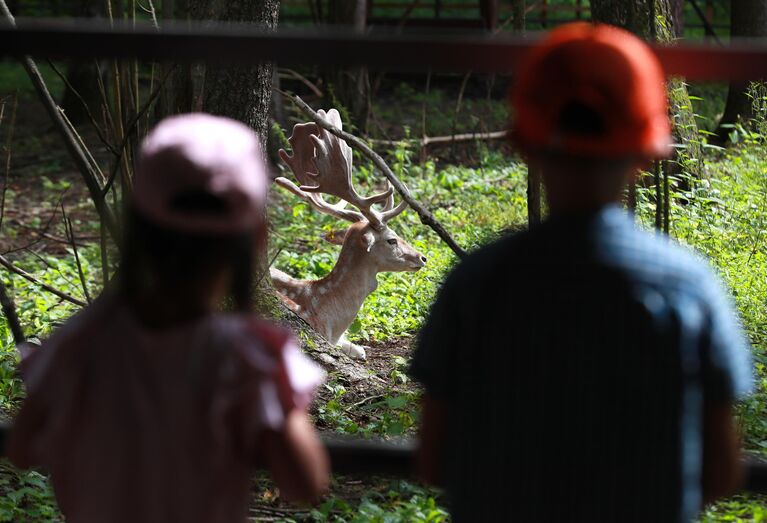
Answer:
[
  {"left": 250, "top": 476, "right": 447, "bottom": 523},
  {"left": 3, "top": 113, "right": 767, "bottom": 519},
  {"left": 700, "top": 495, "right": 767, "bottom": 522},
  {"left": 0, "top": 462, "right": 59, "bottom": 523},
  {"left": 634, "top": 145, "right": 767, "bottom": 453},
  {"left": 269, "top": 146, "right": 528, "bottom": 342}
]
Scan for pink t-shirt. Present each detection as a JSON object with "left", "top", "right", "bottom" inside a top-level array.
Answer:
[{"left": 8, "top": 295, "right": 325, "bottom": 523}]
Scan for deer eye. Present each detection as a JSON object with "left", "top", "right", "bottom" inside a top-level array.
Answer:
[{"left": 386, "top": 238, "right": 398, "bottom": 245}]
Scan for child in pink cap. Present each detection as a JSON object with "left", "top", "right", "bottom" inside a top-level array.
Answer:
[{"left": 8, "top": 114, "right": 330, "bottom": 523}]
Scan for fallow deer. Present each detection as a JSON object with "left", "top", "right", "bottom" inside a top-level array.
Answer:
[{"left": 272, "top": 109, "right": 427, "bottom": 360}]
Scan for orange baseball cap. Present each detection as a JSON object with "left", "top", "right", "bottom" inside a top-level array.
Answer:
[{"left": 510, "top": 22, "right": 672, "bottom": 159}]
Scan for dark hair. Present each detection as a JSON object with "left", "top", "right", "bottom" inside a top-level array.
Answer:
[{"left": 120, "top": 207, "right": 257, "bottom": 314}]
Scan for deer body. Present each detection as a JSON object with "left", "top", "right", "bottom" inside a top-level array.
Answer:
[{"left": 272, "top": 110, "right": 426, "bottom": 359}]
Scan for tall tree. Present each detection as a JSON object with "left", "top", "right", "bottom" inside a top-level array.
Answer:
[
  {"left": 59, "top": 0, "right": 102, "bottom": 124},
  {"left": 716, "top": 0, "right": 767, "bottom": 141},
  {"left": 327, "top": 0, "right": 370, "bottom": 132},
  {"left": 669, "top": 0, "right": 684, "bottom": 37},
  {"left": 512, "top": 0, "right": 525, "bottom": 32},
  {"left": 510, "top": 0, "right": 543, "bottom": 228},
  {"left": 189, "top": 0, "right": 279, "bottom": 146},
  {"left": 591, "top": 0, "right": 703, "bottom": 177}
]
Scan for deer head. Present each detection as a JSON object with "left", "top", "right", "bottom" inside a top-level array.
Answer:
[{"left": 276, "top": 109, "right": 426, "bottom": 275}]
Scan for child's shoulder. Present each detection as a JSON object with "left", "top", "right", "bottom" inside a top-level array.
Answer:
[
  {"left": 212, "top": 315, "right": 295, "bottom": 354},
  {"left": 209, "top": 314, "right": 325, "bottom": 411}
]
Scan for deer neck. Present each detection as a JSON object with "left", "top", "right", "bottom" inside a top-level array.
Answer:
[{"left": 313, "top": 247, "right": 379, "bottom": 342}]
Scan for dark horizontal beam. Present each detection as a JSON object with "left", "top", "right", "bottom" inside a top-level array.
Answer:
[
  {"left": 322, "top": 434, "right": 415, "bottom": 476},
  {"left": 1, "top": 19, "right": 767, "bottom": 81},
  {"left": 0, "top": 422, "right": 765, "bottom": 494}
]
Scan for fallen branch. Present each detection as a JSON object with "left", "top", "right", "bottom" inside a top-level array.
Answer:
[
  {"left": 371, "top": 129, "right": 508, "bottom": 148},
  {"left": 0, "top": 254, "right": 87, "bottom": 308},
  {"left": 284, "top": 92, "right": 467, "bottom": 259}
]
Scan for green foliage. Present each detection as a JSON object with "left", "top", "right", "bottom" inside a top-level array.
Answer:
[
  {"left": 310, "top": 481, "right": 448, "bottom": 523},
  {"left": 269, "top": 148, "right": 527, "bottom": 343},
  {"left": 316, "top": 378, "right": 420, "bottom": 438},
  {"left": 699, "top": 494, "right": 767, "bottom": 522},
  {"left": 0, "top": 462, "right": 59, "bottom": 522},
  {"left": 0, "top": 245, "right": 102, "bottom": 411},
  {"left": 633, "top": 143, "right": 767, "bottom": 452}
]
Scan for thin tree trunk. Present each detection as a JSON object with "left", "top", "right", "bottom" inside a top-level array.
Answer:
[
  {"left": 669, "top": 0, "right": 684, "bottom": 37},
  {"left": 60, "top": 0, "right": 102, "bottom": 124},
  {"left": 591, "top": 0, "right": 702, "bottom": 178},
  {"left": 328, "top": 0, "right": 370, "bottom": 132},
  {"left": 479, "top": 0, "right": 498, "bottom": 30},
  {"left": 715, "top": 0, "right": 767, "bottom": 142},
  {"left": 512, "top": 0, "right": 540, "bottom": 227},
  {"left": 512, "top": 0, "right": 525, "bottom": 33}
]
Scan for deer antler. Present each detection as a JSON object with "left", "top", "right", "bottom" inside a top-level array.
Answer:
[
  {"left": 277, "top": 109, "right": 402, "bottom": 231},
  {"left": 380, "top": 181, "right": 409, "bottom": 223},
  {"left": 278, "top": 120, "right": 363, "bottom": 223}
]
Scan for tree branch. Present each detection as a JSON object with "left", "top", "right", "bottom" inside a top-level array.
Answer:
[
  {"left": 0, "top": 254, "right": 87, "bottom": 308},
  {"left": 284, "top": 92, "right": 467, "bottom": 259},
  {"left": 0, "top": 0, "right": 119, "bottom": 241},
  {"left": 0, "top": 277, "right": 24, "bottom": 345}
]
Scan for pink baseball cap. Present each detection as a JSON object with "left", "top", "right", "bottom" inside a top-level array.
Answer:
[{"left": 133, "top": 113, "right": 268, "bottom": 235}]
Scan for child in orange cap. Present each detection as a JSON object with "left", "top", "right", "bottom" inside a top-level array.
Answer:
[
  {"left": 8, "top": 114, "right": 329, "bottom": 522},
  {"left": 411, "top": 23, "right": 752, "bottom": 522}
]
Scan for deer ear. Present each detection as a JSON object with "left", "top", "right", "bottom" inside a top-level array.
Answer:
[
  {"left": 361, "top": 231, "right": 375, "bottom": 253},
  {"left": 323, "top": 229, "right": 348, "bottom": 245}
]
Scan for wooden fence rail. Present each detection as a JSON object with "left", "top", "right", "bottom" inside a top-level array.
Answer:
[
  {"left": 1, "top": 19, "right": 767, "bottom": 81},
  {"left": 0, "top": 424, "right": 765, "bottom": 493}
]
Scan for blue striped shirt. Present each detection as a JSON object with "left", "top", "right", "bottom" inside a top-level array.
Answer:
[{"left": 410, "top": 205, "right": 752, "bottom": 522}]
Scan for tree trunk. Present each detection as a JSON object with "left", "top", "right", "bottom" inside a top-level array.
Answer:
[
  {"left": 59, "top": 0, "right": 101, "bottom": 124},
  {"left": 715, "top": 0, "right": 767, "bottom": 142},
  {"left": 327, "top": 0, "right": 370, "bottom": 132},
  {"left": 480, "top": 0, "right": 498, "bottom": 30},
  {"left": 591, "top": 0, "right": 703, "bottom": 178},
  {"left": 669, "top": 0, "right": 684, "bottom": 37},
  {"left": 187, "top": 0, "right": 372, "bottom": 383},
  {"left": 512, "top": 0, "right": 541, "bottom": 227},
  {"left": 188, "top": 0, "right": 278, "bottom": 147},
  {"left": 512, "top": 0, "right": 525, "bottom": 33},
  {"left": 157, "top": 0, "right": 195, "bottom": 117}
]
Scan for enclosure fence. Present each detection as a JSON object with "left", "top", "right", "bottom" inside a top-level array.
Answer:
[{"left": 1, "top": 17, "right": 767, "bottom": 494}]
